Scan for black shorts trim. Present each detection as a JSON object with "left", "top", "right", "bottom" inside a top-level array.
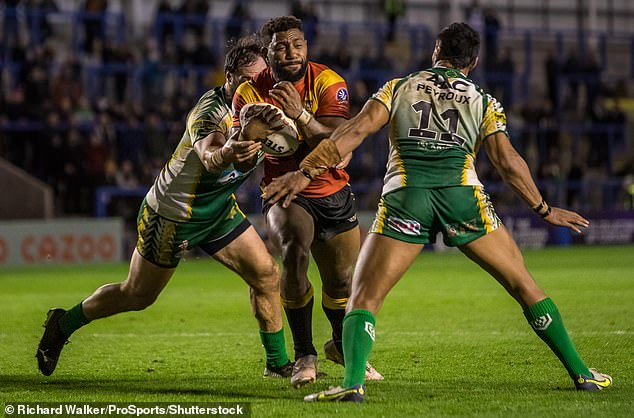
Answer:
[
  {"left": 198, "top": 218, "right": 252, "bottom": 256},
  {"left": 263, "top": 185, "right": 359, "bottom": 241}
]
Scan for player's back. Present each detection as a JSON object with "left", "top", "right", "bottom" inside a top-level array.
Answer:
[{"left": 372, "top": 66, "right": 507, "bottom": 193}]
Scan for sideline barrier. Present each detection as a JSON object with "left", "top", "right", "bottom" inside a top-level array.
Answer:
[{"left": 0, "top": 218, "right": 123, "bottom": 267}]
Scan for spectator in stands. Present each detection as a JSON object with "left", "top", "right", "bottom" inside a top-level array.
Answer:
[
  {"left": 155, "top": 0, "right": 175, "bottom": 45},
  {"left": 291, "top": 1, "right": 319, "bottom": 45},
  {"left": 82, "top": 0, "right": 108, "bottom": 54},
  {"left": 582, "top": 50, "right": 601, "bottom": 118},
  {"left": 562, "top": 48, "right": 581, "bottom": 111},
  {"left": 1, "top": 0, "right": 23, "bottom": 49},
  {"left": 114, "top": 159, "right": 139, "bottom": 189},
  {"left": 179, "top": 0, "right": 209, "bottom": 37},
  {"left": 24, "top": 0, "right": 58, "bottom": 43},
  {"left": 63, "top": 127, "right": 85, "bottom": 213},
  {"left": 483, "top": 7, "right": 501, "bottom": 70},
  {"left": 50, "top": 59, "right": 83, "bottom": 112},
  {"left": 225, "top": 0, "right": 248, "bottom": 42},
  {"left": 545, "top": 51, "right": 560, "bottom": 113},
  {"left": 383, "top": 0, "right": 405, "bottom": 43}
]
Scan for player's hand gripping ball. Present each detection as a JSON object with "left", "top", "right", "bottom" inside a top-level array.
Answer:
[{"left": 240, "top": 103, "right": 299, "bottom": 157}]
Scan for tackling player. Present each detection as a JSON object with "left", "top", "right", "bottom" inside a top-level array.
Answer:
[
  {"left": 264, "top": 23, "right": 612, "bottom": 401},
  {"left": 232, "top": 16, "right": 382, "bottom": 388},
  {"left": 36, "top": 35, "right": 294, "bottom": 379}
]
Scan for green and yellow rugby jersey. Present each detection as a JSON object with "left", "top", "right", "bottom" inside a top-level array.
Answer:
[
  {"left": 145, "top": 85, "right": 261, "bottom": 223},
  {"left": 371, "top": 66, "right": 507, "bottom": 193}
]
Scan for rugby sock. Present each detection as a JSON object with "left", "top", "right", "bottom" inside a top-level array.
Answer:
[
  {"left": 321, "top": 291, "right": 347, "bottom": 354},
  {"left": 58, "top": 303, "right": 91, "bottom": 337},
  {"left": 524, "top": 297, "right": 591, "bottom": 378},
  {"left": 283, "top": 286, "right": 317, "bottom": 359},
  {"left": 259, "top": 328, "right": 290, "bottom": 368},
  {"left": 342, "top": 309, "right": 375, "bottom": 388}
]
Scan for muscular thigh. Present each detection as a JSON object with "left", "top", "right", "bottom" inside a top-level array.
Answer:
[
  {"left": 212, "top": 226, "right": 278, "bottom": 287},
  {"left": 311, "top": 226, "right": 360, "bottom": 297},
  {"left": 265, "top": 202, "right": 314, "bottom": 250}
]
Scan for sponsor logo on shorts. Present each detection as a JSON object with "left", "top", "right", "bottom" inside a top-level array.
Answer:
[
  {"left": 364, "top": 321, "right": 376, "bottom": 341},
  {"left": 336, "top": 88, "right": 349, "bottom": 103},
  {"left": 387, "top": 216, "right": 421, "bottom": 236},
  {"left": 347, "top": 214, "right": 357, "bottom": 223},
  {"left": 444, "top": 219, "right": 480, "bottom": 237},
  {"left": 530, "top": 314, "right": 552, "bottom": 331}
]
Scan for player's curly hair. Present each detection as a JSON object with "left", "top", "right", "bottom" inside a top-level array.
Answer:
[
  {"left": 436, "top": 22, "right": 480, "bottom": 69},
  {"left": 224, "top": 34, "right": 266, "bottom": 74},
  {"left": 260, "top": 16, "right": 303, "bottom": 41}
]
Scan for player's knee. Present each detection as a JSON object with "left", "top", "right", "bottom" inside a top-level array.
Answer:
[
  {"left": 322, "top": 279, "right": 350, "bottom": 299},
  {"left": 251, "top": 257, "right": 280, "bottom": 295},
  {"left": 280, "top": 241, "right": 310, "bottom": 268}
]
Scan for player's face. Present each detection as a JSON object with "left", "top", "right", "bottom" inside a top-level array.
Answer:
[
  {"left": 268, "top": 29, "right": 308, "bottom": 83},
  {"left": 227, "top": 56, "right": 267, "bottom": 97}
]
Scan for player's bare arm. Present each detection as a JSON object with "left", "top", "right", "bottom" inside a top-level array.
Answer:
[
  {"left": 194, "top": 131, "right": 262, "bottom": 172},
  {"left": 264, "top": 99, "right": 389, "bottom": 207},
  {"left": 484, "top": 132, "right": 590, "bottom": 233}
]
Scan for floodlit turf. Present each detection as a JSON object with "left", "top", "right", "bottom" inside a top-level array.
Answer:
[{"left": 1, "top": 245, "right": 633, "bottom": 417}]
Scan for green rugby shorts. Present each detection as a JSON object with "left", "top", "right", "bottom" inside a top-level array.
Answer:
[
  {"left": 136, "top": 197, "right": 248, "bottom": 268},
  {"left": 370, "top": 186, "right": 501, "bottom": 246}
]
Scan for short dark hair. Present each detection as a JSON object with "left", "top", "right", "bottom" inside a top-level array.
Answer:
[
  {"left": 436, "top": 22, "right": 480, "bottom": 69},
  {"left": 260, "top": 16, "right": 303, "bottom": 42},
  {"left": 224, "top": 34, "right": 266, "bottom": 74}
]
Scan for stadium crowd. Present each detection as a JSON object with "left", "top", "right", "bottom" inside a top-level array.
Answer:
[{"left": 1, "top": 0, "right": 633, "bottom": 219}]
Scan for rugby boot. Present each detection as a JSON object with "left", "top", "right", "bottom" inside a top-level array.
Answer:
[
  {"left": 291, "top": 354, "right": 318, "bottom": 388},
  {"left": 324, "top": 339, "right": 384, "bottom": 381},
  {"left": 263, "top": 360, "right": 294, "bottom": 378},
  {"left": 304, "top": 384, "right": 365, "bottom": 402},
  {"left": 36, "top": 308, "right": 69, "bottom": 376},
  {"left": 574, "top": 368, "right": 612, "bottom": 391}
]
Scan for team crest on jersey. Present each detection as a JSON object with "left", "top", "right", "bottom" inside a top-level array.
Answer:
[
  {"left": 336, "top": 88, "right": 349, "bottom": 103},
  {"left": 387, "top": 216, "right": 421, "bottom": 236},
  {"left": 530, "top": 314, "right": 552, "bottom": 331},
  {"left": 364, "top": 321, "right": 376, "bottom": 341}
]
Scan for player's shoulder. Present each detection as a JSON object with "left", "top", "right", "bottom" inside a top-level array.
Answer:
[
  {"left": 190, "top": 86, "right": 230, "bottom": 118},
  {"left": 236, "top": 68, "right": 272, "bottom": 97},
  {"left": 197, "top": 85, "right": 225, "bottom": 105},
  {"left": 309, "top": 61, "right": 345, "bottom": 85}
]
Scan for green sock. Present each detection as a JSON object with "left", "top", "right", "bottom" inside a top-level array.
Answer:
[
  {"left": 342, "top": 309, "right": 376, "bottom": 388},
  {"left": 58, "top": 303, "right": 91, "bottom": 337},
  {"left": 524, "top": 297, "right": 591, "bottom": 378},
  {"left": 259, "top": 328, "right": 289, "bottom": 368}
]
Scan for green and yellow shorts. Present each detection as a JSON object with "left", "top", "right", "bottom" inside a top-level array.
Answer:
[
  {"left": 370, "top": 186, "right": 501, "bottom": 247},
  {"left": 136, "top": 198, "right": 249, "bottom": 268}
]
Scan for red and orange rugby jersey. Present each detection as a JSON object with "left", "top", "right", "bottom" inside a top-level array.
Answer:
[{"left": 232, "top": 62, "right": 351, "bottom": 198}]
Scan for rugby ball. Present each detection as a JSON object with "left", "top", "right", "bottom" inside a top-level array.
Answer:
[{"left": 239, "top": 103, "right": 299, "bottom": 157}]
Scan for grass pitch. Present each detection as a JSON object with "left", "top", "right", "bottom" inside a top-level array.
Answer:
[{"left": 1, "top": 245, "right": 633, "bottom": 417}]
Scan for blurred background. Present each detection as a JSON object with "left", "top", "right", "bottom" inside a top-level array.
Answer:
[{"left": 1, "top": 0, "right": 633, "bottom": 266}]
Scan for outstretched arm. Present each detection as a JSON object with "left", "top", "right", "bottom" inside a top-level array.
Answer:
[
  {"left": 263, "top": 99, "right": 389, "bottom": 207},
  {"left": 483, "top": 132, "right": 590, "bottom": 233}
]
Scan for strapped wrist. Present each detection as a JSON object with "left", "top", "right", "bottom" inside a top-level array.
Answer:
[
  {"left": 532, "top": 199, "right": 551, "bottom": 218},
  {"left": 294, "top": 109, "right": 312, "bottom": 126},
  {"left": 299, "top": 138, "right": 341, "bottom": 179}
]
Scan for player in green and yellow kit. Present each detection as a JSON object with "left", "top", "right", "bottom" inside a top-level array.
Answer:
[
  {"left": 264, "top": 23, "right": 612, "bottom": 401},
  {"left": 36, "top": 36, "right": 292, "bottom": 379}
]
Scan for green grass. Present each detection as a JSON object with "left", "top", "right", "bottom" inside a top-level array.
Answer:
[{"left": 1, "top": 245, "right": 633, "bottom": 417}]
